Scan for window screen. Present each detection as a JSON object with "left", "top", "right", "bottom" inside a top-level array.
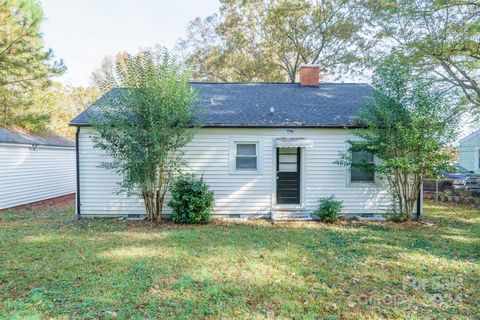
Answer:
[
  {"left": 351, "top": 150, "right": 375, "bottom": 182},
  {"left": 235, "top": 143, "right": 257, "bottom": 170}
]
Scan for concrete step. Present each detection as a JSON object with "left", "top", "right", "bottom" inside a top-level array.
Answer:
[{"left": 272, "top": 211, "right": 313, "bottom": 221}]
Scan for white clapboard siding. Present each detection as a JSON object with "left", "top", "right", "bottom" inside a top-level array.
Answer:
[
  {"left": 78, "top": 127, "right": 392, "bottom": 217},
  {"left": 459, "top": 132, "right": 480, "bottom": 174},
  {"left": 0, "top": 144, "right": 76, "bottom": 209}
]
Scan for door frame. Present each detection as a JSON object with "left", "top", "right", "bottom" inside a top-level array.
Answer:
[{"left": 272, "top": 146, "right": 306, "bottom": 209}]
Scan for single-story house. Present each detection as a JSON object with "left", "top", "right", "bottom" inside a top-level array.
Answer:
[
  {"left": 459, "top": 129, "right": 480, "bottom": 174},
  {"left": 0, "top": 127, "right": 76, "bottom": 210},
  {"left": 70, "top": 65, "right": 420, "bottom": 220}
]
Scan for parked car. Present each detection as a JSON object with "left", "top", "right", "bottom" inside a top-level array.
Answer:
[{"left": 424, "top": 165, "right": 480, "bottom": 194}]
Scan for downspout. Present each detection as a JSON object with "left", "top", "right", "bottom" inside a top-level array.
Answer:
[
  {"left": 416, "top": 185, "right": 422, "bottom": 220},
  {"left": 75, "top": 127, "right": 81, "bottom": 219}
]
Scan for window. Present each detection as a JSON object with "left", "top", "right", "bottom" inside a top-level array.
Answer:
[
  {"left": 229, "top": 138, "right": 262, "bottom": 174},
  {"left": 278, "top": 148, "right": 298, "bottom": 172},
  {"left": 235, "top": 143, "right": 258, "bottom": 171},
  {"left": 351, "top": 150, "right": 375, "bottom": 183}
]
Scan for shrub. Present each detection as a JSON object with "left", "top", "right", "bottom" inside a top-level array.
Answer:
[
  {"left": 168, "top": 174, "right": 214, "bottom": 224},
  {"left": 387, "top": 194, "right": 407, "bottom": 222},
  {"left": 313, "top": 196, "right": 343, "bottom": 223},
  {"left": 388, "top": 211, "right": 407, "bottom": 222}
]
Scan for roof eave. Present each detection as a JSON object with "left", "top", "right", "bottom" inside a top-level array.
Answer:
[
  {"left": 459, "top": 129, "right": 480, "bottom": 144},
  {"left": 69, "top": 122, "right": 362, "bottom": 129}
]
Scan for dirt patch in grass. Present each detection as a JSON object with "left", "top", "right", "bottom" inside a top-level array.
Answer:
[{"left": 1, "top": 194, "right": 75, "bottom": 212}]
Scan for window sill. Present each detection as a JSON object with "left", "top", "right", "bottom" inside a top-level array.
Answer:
[
  {"left": 348, "top": 181, "right": 378, "bottom": 187},
  {"left": 229, "top": 170, "right": 261, "bottom": 175},
  {"left": 273, "top": 204, "right": 306, "bottom": 211}
]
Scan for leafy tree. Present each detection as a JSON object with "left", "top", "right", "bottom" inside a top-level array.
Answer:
[
  {"left": 91, "top": 49, "right": 199, "bottom": 222},
  {"left": 0, "top": 0, "right": 64, "bottom": 130},
  {"left": 340, "top": 56, "right": 459, "bottom": 220},
  {"left": 30, "top": 83, "right": 100, "bottom": 139},
  {"left": 363, "top": 0, "right": 480, "bottom": 111},
  {"left": 177, "top": 14, "right": 285, "bottom": 82},
  {"left": 177, "top": 0, "right": 369, "bottom": 82}
]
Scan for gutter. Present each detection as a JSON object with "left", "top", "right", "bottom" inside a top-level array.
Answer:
[
  {"left": 0, "top": 142, "right": 75, "bottom": 149},
  {"left": 69, "top": 123, "right": 362, "bottom": 129},
  {"left": 201, "top": 124, "right": 361, "bottom": 129},
  {"left": 75, "top": 127, "right": 81, "bottom": 219}
]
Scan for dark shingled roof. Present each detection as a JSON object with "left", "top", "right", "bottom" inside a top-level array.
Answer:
[
  {"left": 0, "top": 127, "right": 75, "bottom": 147},
  {"left": 70, "top": 82, "right": 373, "bottom": 127}
]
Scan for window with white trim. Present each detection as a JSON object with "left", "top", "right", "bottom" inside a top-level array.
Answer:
[
  {"left": 235, "top": 143, "right": 258, "bottom": 171},
  {"left": 351, "top": 150, "right": 375, "bottom": 183}
]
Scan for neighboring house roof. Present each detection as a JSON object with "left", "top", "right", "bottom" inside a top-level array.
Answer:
[
  {"left": 459, "top": 129, "right": 480, "bottom": 144},
  {"left": 70, "top": 82, "right": 374, "bottom": 128},
  {"left": 0, "top": 127, "right": 75, "bottom": 147}
]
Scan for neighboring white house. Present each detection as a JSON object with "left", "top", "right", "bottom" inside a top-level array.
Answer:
[
  {"left": 0, "top": 127, "right": 76, "bottom": 210},
  {"left": 70, "top": 65, "right": 420, "bottom": 220},
  {"left": 459, "top": 129, "right": 480, "bottom": 174}
]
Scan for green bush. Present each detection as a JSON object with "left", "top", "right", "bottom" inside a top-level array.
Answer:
[
  {"left": 388, "top": 211, "right": 407, "bottom": 222},
  {"left": 387, "top": 197, "right": 407, "bottom": 222},
  {"left": 313, "top": 196, "right": 343, "bottom": 223},
  {"left": 168, "top": 174, "right": 215, "bottom": 224}
]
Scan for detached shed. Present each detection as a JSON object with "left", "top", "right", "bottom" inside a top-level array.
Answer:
[{"left": 0, "top": 127, "right": 76, "bottom": 210}]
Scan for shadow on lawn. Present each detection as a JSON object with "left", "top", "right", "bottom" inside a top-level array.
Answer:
[
  {"left": 7, "top": 200, "right": 477, "bottom": 252},
  {"left": 9, "top": 205, "right": 479, "bottom": 264},
  {"left": 7, "top": 228, "right": 479, "bottom": 318},
  {"left": 14, "top": 215, "right": 480, "bottom": 271},
  {"left": 1, "top": 203, "right": 479, "bottom": 319}
]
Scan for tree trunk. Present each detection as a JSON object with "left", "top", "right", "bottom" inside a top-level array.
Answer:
[
  {"left": 141, "top": 166, "right": 171, "bottom": 223},
  {"left": 143, "top": 191, "right": 155, "bottom": 221},
  {"left": 394, "top": 171, "right": 423, "bottom": 221},
  {"left": 388, "top": 170, "right": 422, "bottom": 221},
  {"left": 155, "top": 190, "right": 163, "bottom": 223},
  {"left": 142, "top": 189, "right": 165, "bottom": 223}
]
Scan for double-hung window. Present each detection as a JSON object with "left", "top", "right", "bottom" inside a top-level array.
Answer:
[
  {"left": 235, "top": 143, "right": 258, "bottom": 171},
  {"left": 351, "top": 150, "right": 375, "bottom": 183}
]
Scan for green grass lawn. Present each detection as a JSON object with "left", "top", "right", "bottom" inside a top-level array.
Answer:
[{"left": 0, "top": 202, "right": 479, "bottom": 319}]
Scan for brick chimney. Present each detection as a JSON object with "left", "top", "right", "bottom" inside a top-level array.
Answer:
[{"left": 299, "top": 64, "right": 320, "bottom": 87}]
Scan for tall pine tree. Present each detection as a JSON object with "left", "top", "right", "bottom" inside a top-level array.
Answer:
[{"left": 0, "top": 0, "right": 63, "bottom": 131}]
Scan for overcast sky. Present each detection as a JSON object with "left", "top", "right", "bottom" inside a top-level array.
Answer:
[{"left": 41, "top": 0, "right": 219, "bottom": 86}]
